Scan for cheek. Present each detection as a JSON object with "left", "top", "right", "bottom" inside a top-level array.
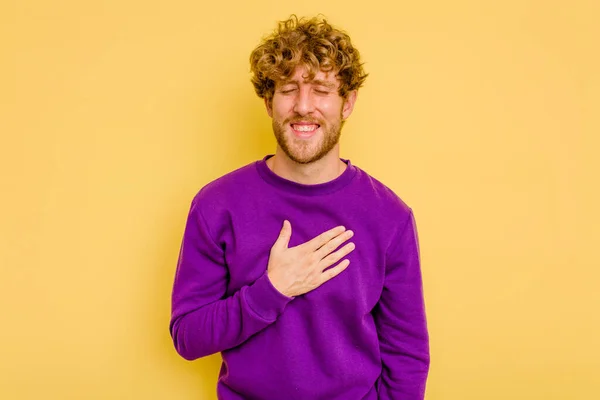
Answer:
[
  {"left": 272, "top": 101, "right": 293, "bottom": 119},
  {"left": 319, "top": 100, "right": 343, "bottom": 117}
]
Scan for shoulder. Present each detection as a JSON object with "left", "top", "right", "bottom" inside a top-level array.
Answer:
[
  {"left": 354, "top": 166, "right": 419, "bottom": 262},
  {"left": 351, "top": 165, "right": 417, "bottom": 259},
  {"left": 191, "top": 161, "right": 257, "bottom": 206},
  {"left": 353, "top": 164, "right": 413, "bottom": 219}
]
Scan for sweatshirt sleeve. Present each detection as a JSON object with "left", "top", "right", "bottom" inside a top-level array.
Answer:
[
  {"left": 169, "top": 197, "right": 294, "bottom": 361},
  {"left": 374, "top": 209, "right": 430, "bottom": 399}
]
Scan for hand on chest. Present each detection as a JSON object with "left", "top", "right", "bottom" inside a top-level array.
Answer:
[{"left": 223, "top": 218, "right": 385, "bottom": 310}]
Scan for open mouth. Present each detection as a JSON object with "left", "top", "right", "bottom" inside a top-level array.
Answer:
[{"left": 290, "top": 123, "right": 320, "bottom": 138}]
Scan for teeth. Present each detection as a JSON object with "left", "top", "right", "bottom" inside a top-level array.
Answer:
[{"left": 293, "top": 124, "right": 318, "bottom": 132}]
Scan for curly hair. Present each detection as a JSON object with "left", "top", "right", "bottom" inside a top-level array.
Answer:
[{"left": 249, "top": 15, "right": 368, "bottom": 102}]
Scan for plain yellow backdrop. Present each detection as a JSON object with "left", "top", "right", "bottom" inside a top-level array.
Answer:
[{"left": 1, "top": 0, "right": 599, "bottom": 399}]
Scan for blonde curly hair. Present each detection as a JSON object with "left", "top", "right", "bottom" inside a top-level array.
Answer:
[{"left": 249, "top": 15, "right": 368, "bottom": 103}]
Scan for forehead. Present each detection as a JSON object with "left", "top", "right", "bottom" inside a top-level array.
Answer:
[{"left": 278, "top": 66, "right": 339, "bottom": 87}]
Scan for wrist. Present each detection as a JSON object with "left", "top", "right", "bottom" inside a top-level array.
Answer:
[{"left": 266, "top": 271, "right": 290, "bottom": 297}]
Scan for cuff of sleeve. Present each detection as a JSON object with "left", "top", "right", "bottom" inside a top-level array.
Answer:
[{"left": 244, "top": 271, "right": 294, "bottom": 321}]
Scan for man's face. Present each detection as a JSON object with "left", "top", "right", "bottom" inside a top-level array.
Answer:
[{"left": 265, "top": 65, "right": 357, "bottom": 164}]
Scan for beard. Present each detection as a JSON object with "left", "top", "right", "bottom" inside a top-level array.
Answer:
[{"left": 271, "top": 110, "right": 345, "bottom": 165}]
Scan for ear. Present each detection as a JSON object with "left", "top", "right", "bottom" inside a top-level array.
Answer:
[
  {"left": 341, "top": 90, "right": 357, "bottom": 120},
  {"left": 264, "top": 97, "right": 273, "bottom": 118}
]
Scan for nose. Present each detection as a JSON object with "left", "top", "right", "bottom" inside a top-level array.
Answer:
[{"left": 292, "top": 87, "right": 315, "bottom": 116}]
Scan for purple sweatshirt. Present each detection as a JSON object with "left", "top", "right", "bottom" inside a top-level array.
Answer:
[{"left": 170, "top": 154, "right": 429, "bottom": 399}]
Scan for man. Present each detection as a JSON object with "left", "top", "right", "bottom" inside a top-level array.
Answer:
[{"left": 170, "top": 15, "right": 430, "bottom": 400}]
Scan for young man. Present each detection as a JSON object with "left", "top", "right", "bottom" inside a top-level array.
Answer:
[{"left": 170, "top": 15, "right": 430, "bottom": 400}]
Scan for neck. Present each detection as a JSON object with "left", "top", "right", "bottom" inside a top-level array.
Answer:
[{"left": 266, "top": 149, "right": 347, "bottom": 185}]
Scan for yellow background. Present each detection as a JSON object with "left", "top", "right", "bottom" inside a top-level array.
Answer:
[{"left": 1, "top": 0, "right": 599, "bottom": 399}]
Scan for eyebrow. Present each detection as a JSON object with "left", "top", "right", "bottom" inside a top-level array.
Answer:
[
  {"left": 280, "top": 79, "right": 337, "bottom": 89},
  {"left": 312, "top": 80, "right": 337, "bottom": 89}
]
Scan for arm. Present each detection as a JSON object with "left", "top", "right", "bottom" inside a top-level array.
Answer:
[
  {"left": 374, "top": 209, "right": 430, "bottom": 399},
  {"left": 169, "top": 197, "right": 293, "bottom": 361}
]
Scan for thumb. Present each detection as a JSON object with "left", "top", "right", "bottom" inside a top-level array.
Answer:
[{"left": 275, "top": 220, "right": 292, "bottom": 249}]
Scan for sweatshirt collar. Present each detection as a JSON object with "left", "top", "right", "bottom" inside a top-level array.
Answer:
[{"left": 256, "top": 154, "right": 357, "bottom": 196}]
